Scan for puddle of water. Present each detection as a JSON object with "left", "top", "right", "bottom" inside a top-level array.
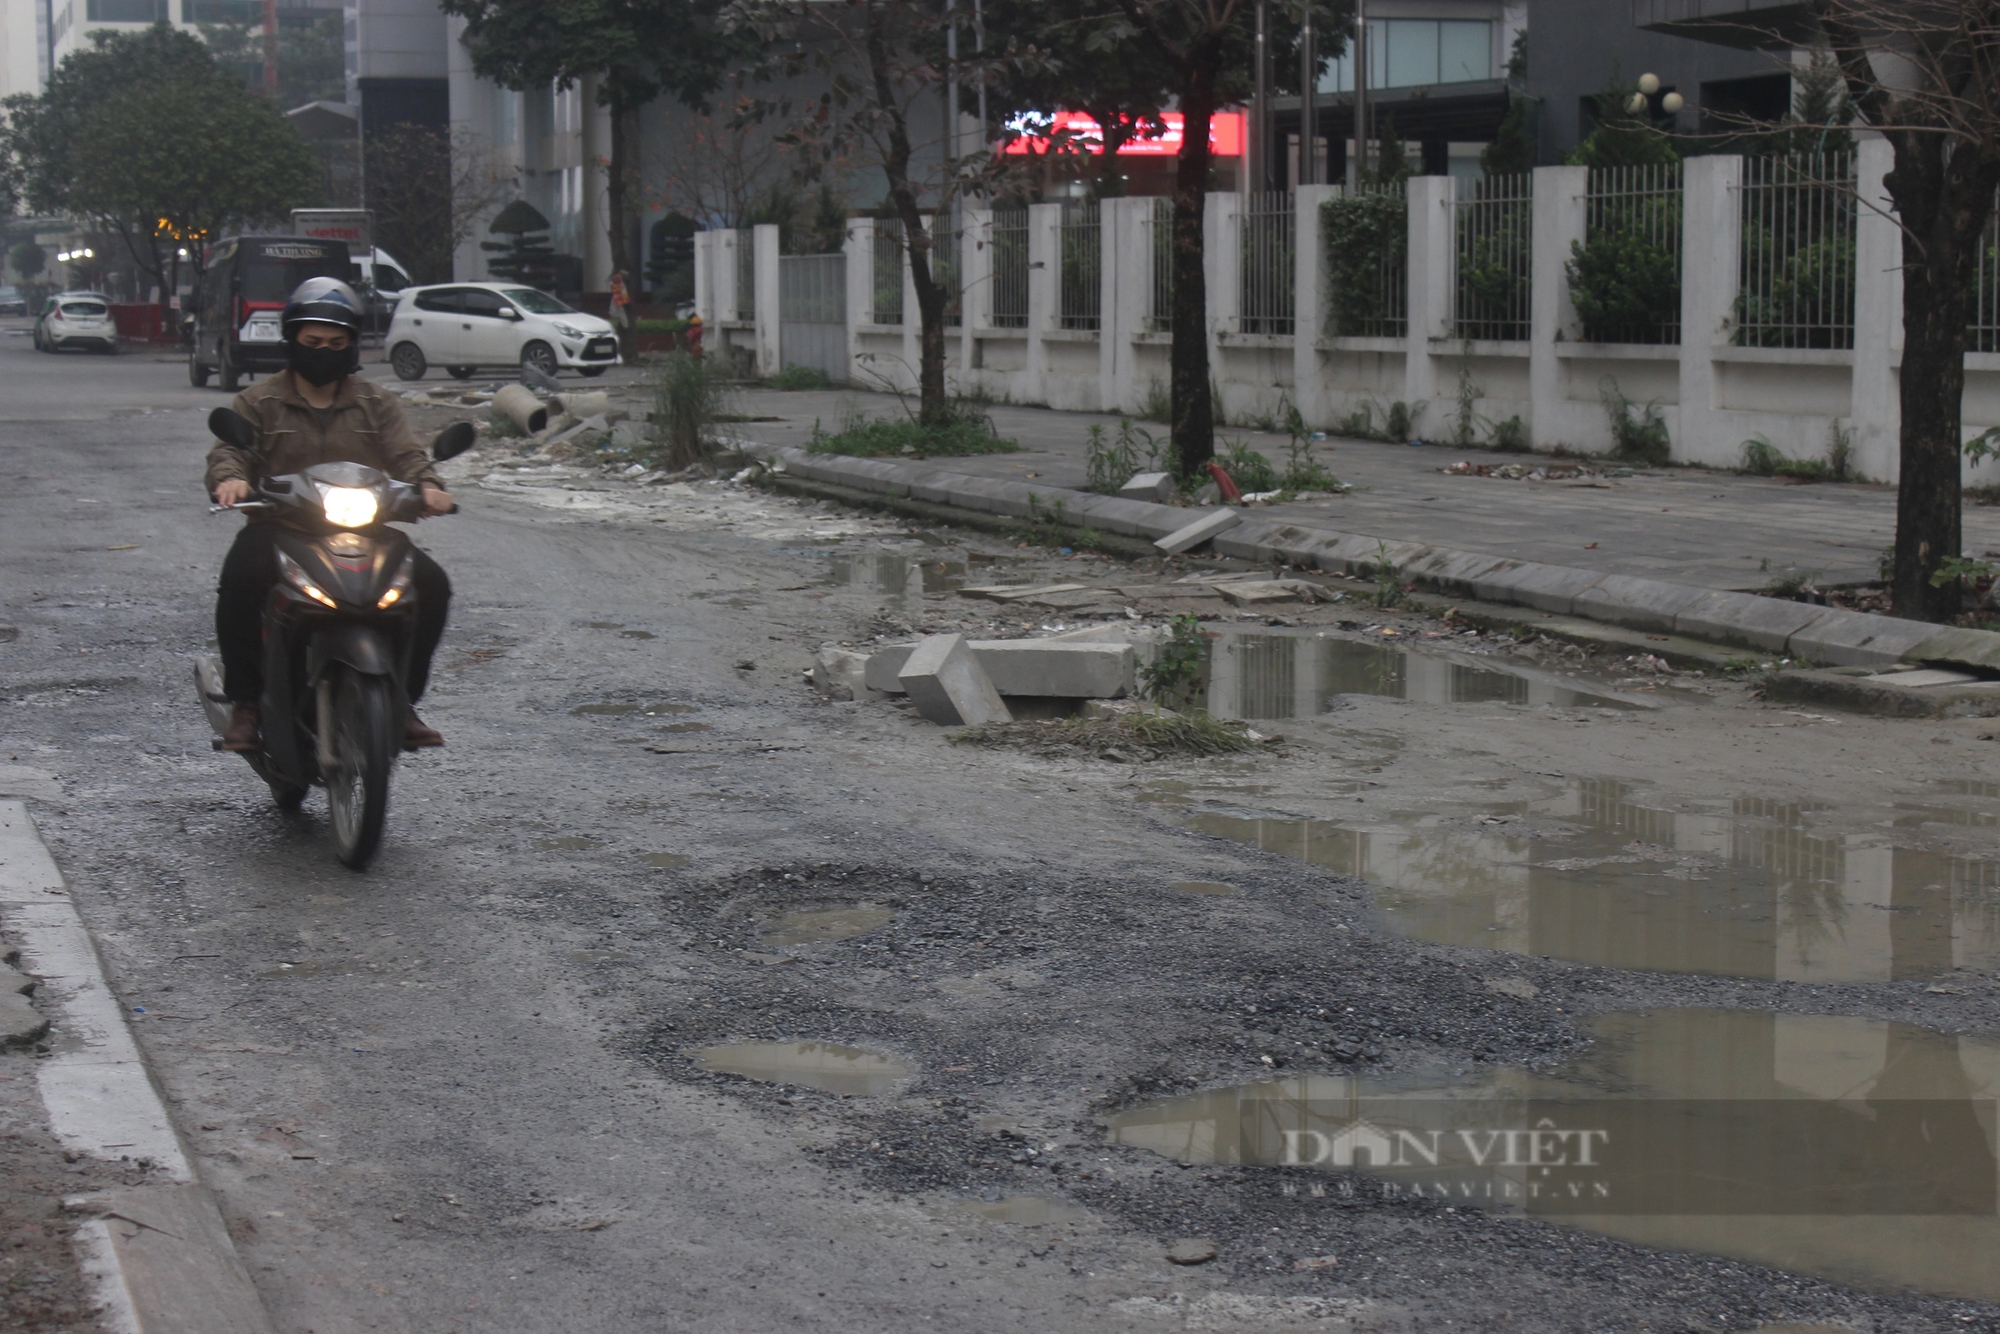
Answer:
[
  {"left": 571, "top": 702, "right": 698, "bottom": 717},
  {"left": 640, "top": 853, "right": 690, "bottom": 868},
  {"left": 760, "top": 905, "right": 896, "bottom": 947},
  {"left": 586, "top": 621, "right": 622, "bottom": 629},
  {"left": 1201, "top": 631, "right": 1679, "bottom": 718},
  {"left": 620, "top": 630, "right": 656, "bottom": 639},
  {"left": 826, "top": 554, "right": 969, "bottom": 596},
  {"left": 1190, "top": 778, "right": 2000, "bottom": 983},
  {"left": 658, "top": 722, "right": 711, "bottom": 734},
  {"left": 952, "top": 1195, "right": 1090, "bottom": 1226},
  {"left": 534, "top": 836, "right": 598, "bottom": 851},
  {"left": 1168, "top": 880, "right": 1237, "bottom": 896},
  {"left": 694, "top": 1040, "right": 912, "bottom": 1095},
  {"left": 1108, "top": 1008, "right": 2000, "bottom": 1302}
]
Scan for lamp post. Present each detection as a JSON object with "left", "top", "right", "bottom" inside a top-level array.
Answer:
[{"left": 1297, "top": 1, "right": 1315, "bottom": 186}]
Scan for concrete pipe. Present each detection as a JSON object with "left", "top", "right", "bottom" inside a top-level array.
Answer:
[
  {"left": 552, "top": 390, "right": 610, "bottom": 418},
  {"left": 492, "top": 384, "right": 549, "bottom": 435}
]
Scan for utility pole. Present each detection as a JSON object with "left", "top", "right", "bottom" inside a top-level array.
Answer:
[
  {"left": 1250, "top": 0, "right": 1268, "bottom": 195},
  {"left": 1297, "top": 1, "right": 1315, "bottom": 185},
  {"left": 1347, "top": 0, "right": 1367, "bottom": 191}
]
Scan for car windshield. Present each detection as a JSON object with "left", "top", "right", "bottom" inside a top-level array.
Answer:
[
  {"left": 61, "top": 302, "right": 107, "bottom": 317},
  {"left": 501, "top": 289, "right": 573, "bottom": 315}
]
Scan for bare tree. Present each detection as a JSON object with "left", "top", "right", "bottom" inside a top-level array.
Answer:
[
  {"left": 1814, "top": 0, "right": 2000, "bottom": 620},
  {"left": 642, "top": 90, "right": 809, "bottom": 227}
]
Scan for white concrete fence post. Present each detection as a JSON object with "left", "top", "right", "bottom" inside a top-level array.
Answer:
[
  {"left": 1403, "top": 175, "right": 1457, "bottom": 434},
  {"left": 1293, "top": 184, "right": 1341, "bottom": 427},
  {"left": 753, "top": 223, "right": 781, "bottom": 378},
  {"left": 1678, "top": 154, "right": 1743, "bottom": 472},
  {"left": 844, "top": 218, "right": 873, "bottom": 388},
  {"left": 1528, "top": 164, "right": 1587, "bottom": 451},
  {"left": 1205, "top": 193, "right": 1238, "bottom": 420},
  {"left": 1102, "top": 198, "right": 1145, "bottom": 413},
  {"left": 1027, "top": 203, "right": 1060, "bottom": 394},
  {"left": 1851, "top": 137, "right": 1901, "bottom": 483},
  {"left": 692, "top": 231, "right": 716, "bottom": 328}
]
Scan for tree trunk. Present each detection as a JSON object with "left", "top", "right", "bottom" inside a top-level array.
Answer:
[
  {"left": 1888, "top": 139, "right": 2000, "bottom": 621},
  {"left": 1169, "top": 68, "right": 1218, "bottom": 480},
  {"left": 864, "top": 3, "right": 950, "bottom": 427}
]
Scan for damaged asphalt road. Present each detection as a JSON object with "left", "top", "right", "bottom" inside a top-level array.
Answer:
[{"left": 6, "top": 388, "right": 2000, "bottom": 1332}]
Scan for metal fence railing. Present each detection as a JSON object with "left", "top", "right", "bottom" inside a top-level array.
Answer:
[
  {"left": 1736, "top": 152, "right": 1855, "bottom": 350},
  {"left": 1974, "top": 190, "right": 2000, "bottom": 354},
  {"left": 1239, "top": 190, "right": 1296, "bottom": 335},
  {"left": 735, "top": 229, "right": 756, "bottom": 323},
  {"left": 1455, "top": 172, "right": 1532, "bottom": 342},
  {"left": 1577, "top": 163, "right": 1682, "bottom": 344},
  {"left": 990, "top": 207, "right": 1030, "bottom": 329},
  {"left": 926, "top": 213, "right": 962, "bottom": 328},
  {"left": 871, "top": 217, "right": 904, "bottom": 326},
  {"left": 1322, "top": 182, "right": 1407, "bottom": 339},
  {"left": 1059, "top": 200, "right": 1102, "bottom": 331},
  {"left": 1146, "top": 198, "right": 1173, "bottom": 332}
]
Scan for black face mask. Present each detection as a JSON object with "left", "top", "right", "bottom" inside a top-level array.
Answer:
[{"left": 285, "top": 338, "right": 357, "bottom": 387}]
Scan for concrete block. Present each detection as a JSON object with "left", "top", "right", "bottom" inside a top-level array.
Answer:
[
  {"left": 909, "top": 470, "right": 956, "bottom": 504},
  {"left": 973, "top": 641, "right": 1134, "bottom": 697},
  {"left": 1673, "top": 589, "right": 1829, "bottom": 653},
  {"left": 1469, "top": 562, "right": 1607, "bottom": 616},
  {"left": 937, "top": 477, "right": 1013, "bottom": 513},
  {"left": 1155, "top": 509, "right": 1242, "bottom": 554},
  {"left": 1399, "top": 548, "right": 1516, "bottom": 598},
  {"left": 989, "top": 481, "right": 1055, "bottom": 518},
  {"left": 1219, "top": 580, "right": 1309, "bottom": 607},
  {"left": 865, "top": 643, "right": 918, "bottom": 692},
  {"left": 1119, "top": 471, "right": 1175, "bottom": 502},
  {"left": 1210, "top": 519, "right": 1299, "bottom": 561},
  {"left": 1569, "top": 574, "right": 1711, "bottom": 634},
  {"left": 898, "top": 634, "right": 1011, "bottom": 726},
  {"left": 1786, "top": 607, "right": 1943, "bottom": 667},
  {"left": 811, "top": 646, "right": 873, "bottom": 700},
  {"left": 1907, "top": 626, "right": 2000, "bottom": 672}
]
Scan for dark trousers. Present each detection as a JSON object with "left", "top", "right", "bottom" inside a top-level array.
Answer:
[{"left": 215, "top": 523, "right": 451, "bottom": 705}]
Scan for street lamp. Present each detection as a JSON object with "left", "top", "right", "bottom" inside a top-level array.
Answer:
[{"left": 1631, "top": 75, "right": 1685, "bottom": 117}]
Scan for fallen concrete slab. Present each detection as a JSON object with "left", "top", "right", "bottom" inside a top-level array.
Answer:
[
  {"left": 868, "top": 639, "right": 1134, "bottom": 697},
  {"left": 898, "top": 634, "right": 1011, "bottom": 726},
  {"left": 1119, "top": 472, "right": 1175, "bottom": 502},
  {"left": 1155, "top": 509, "right": 1241, "bottom": 555}
]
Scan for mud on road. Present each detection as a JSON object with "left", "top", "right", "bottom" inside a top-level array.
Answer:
[{"left": 6, "top": 403, "right": 2000, "bottom": 1332}]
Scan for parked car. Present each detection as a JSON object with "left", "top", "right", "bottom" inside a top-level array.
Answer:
[
  {"left": 187, "top": 236, "right": 351, "bottom": 391},
  {"left": 33, "top": 292, "right": 117, "bottom": 353},
  {"left": 384, "top": 282, "right": 620, "bottom": 380},
  {"left": 0, "top": 286, "right": 26, "bottom": 317}
]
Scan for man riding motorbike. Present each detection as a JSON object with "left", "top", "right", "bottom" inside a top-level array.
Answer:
[{"left": 206, "top": 276, "right": 455, "bottom": 752}]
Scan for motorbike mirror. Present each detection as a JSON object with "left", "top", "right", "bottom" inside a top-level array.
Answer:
[
  {"left": 208, "top": 407, "right": 257, "bottom": 453},
  {"left": 431, "top": 421, "right": 477, "bottom": 462}
]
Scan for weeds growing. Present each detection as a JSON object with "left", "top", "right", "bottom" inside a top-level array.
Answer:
[
  {"left": 651, "top": 351, "right": 731, "bottom": 470},
  {"left": 1139, "top": 613, "right": 1208, "bottom": 709},
  {"left": 1600, "top": 378, "right": 1670, "bottom": 466}
]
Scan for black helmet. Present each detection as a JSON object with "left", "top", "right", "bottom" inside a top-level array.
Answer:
[{"left": 281, "top": 276, "right": 364, "bottom": 338}]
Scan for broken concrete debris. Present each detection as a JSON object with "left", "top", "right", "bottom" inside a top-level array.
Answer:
[
  {"left": 1118, "top": 471, "right": 1176, "bottom": 503},
  {"left": 810, "top": 646, "right": 873, "bottom": 701},
  {"left": 898, "top": 634, "right": 1012, "bottom": 727},
  {"left": 1154, "top": 509, "right": 1241, "bottom": 555},
  {"left": 491, "top": 384, "right": 549, "bottom": 435},
  {"left": 867, "top": 640, "right": 1136, "bottom": 699}
]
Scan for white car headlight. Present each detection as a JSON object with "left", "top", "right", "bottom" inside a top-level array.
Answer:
[
  {"left": 552, "top": 322, "right": 588, "bottom": 341},
  {"left": 322, "top": 487, "right": 379, "bottom": 528}
]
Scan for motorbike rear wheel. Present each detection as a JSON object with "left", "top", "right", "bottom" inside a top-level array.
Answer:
[{"left": 324, "top": 670, "right": 394, "bottom": 869}]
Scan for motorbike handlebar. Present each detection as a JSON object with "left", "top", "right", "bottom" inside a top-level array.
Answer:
[{"left": 209, "top": 501, "right": 274, "bottom": 514}]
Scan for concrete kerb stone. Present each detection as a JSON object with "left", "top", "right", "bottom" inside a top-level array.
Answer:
[
  {"left": 1400, "top": 548, "right": 1522, "bottom": 599},
  {"left": 1156, "top": 509, "right": 1242, "bottom": 555},
  {"left": 1469, "top": 562, "right": 1609, "bottom": 616},
  {"left": 1119, "top": 472, "right": 1175, "bottom": 502},
  {"left": 1787, "top": 608, "right": 1948, "bottom": 668},
  {"left": 897, "top": 634, "right": 1011, "bottom": 726},
  {"left": 1070, "top": 494, "right": 1185, "bottom": 538},
  {"left": 1909, "top": 627, "right": 2000, "bottom": 672},
  {"left": 1211, "top": 519, "right": 1302, "bottom": 561},
  {"left": 941, "top": 477, "right": 1018, "bottom": 515},
  {"left": 1569, "top": 575, "right": 1712, "bottom": 634},
  {"left": 1673, "top": 590, "right": 1830, "bottom": 654}
]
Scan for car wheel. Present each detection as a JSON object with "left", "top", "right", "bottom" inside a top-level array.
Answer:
[
  {"left": 390, "top": 342, "right": 428, "bottom": 381},
  {"left": 520, "top": 341, "right": 558, "bottom": 380},
  {"left": 189, "top": 346, "right": 212, "bottom": 387},
  {"left": 217, "top": 341, "right": 240, "bottom": 393},
  {"left": 577, "top": 366, "right": 607, "bottom": 378},
  {"left": 445, "top": 365, "right": 476, "bottom": 380}
]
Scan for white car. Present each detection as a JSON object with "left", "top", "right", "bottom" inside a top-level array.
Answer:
[
  {"left": 34, "top": 292, "right": 118, "bottom": 354},
  {"left": 385, "top": 282, "right": 620, "bottom": 381}
]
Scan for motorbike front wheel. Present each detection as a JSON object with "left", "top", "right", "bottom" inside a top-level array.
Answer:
[{"left": 324, "top": 670, "right": 394, "bottom": 869}]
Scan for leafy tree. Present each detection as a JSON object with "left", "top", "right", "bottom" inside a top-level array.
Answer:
[
  {"left": 440, "top": 0, "right": 752, "bottom": 349},
  {"left": 1481, "top": 97, "right": 1535, "bottom": 176},
  {"left": 1566, "top": 84, "right": 1679, "bottom": 168},
  {"left": 484, "top": 199, "right": 559, "bottom": 288},
  {"left": 1, "top": 25, "right": 316, "bottom": 333},
  {"left": 1816, "top": 0, "right": 2000, "bottom": 619},
  {"left": 9, "top": 239, "right": 44, "bottom": 280}
]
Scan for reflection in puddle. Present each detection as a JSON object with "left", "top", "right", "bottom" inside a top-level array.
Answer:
[
  {"left": 1168, "top": 881, "right": 1236, "bottom": 896},
  {"left": 694, "top": 1040, "right": 911, "bottom": 1095},
  {"left": 620, "top": 630, "right": 656, "bottom": 639},
  {"left": 1202, "top": 631, "right": 1671, "bottom": 717},
  {"left": 1191, "top": 778, "right": 2000, "bottom": 982},
  {"left": 1109, "top": 1009, "right": 2000, "bottom": 1301},
  {"left": 761, "top": 905, "right": 895, "bottom": 947},
  {"left": 571, "top": 702, "right": 698, "bottom": 716},
  {"left": 953, "top": 1195, "right": 1089, "bottom": 1226},
  {"left": 826, "top": 554, "right": 968, "bottom": 596}
]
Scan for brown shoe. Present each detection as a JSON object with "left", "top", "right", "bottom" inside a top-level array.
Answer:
[
  {"left": 220, "top": 703, "right": 261, "bottom": 752},
  {"left": 403, "top": 708, "right": 444, "bottom": 749}
]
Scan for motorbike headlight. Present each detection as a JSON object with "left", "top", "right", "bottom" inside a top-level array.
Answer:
[
  {"left": 322, "top": 487, "right": 379, "bottom": 528},
  {"left": 276, "top": 550, "right": 338, "bottom": 609}
]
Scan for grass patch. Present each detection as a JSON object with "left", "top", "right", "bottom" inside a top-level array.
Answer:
[
  {"left": 768, "top": 364, "right": 835, "bottom": 391},
  {"left": 807, "top": 411, "right": 1018, "bottom": 459},
  {"left": 650, "top": 351, "right": 731, "bottom": 470},
  {"left": 949, "top": 708, "right": 1271, "bottom": 761},
  {"left": 1601, "top": 377, "right": 1670, "bottom": 466}
]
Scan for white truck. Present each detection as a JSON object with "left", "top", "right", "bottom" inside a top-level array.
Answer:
[{"left": 290, "top": 210, "right": 414, "bottom": 331}]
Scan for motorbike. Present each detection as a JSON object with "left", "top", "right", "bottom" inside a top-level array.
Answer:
[{"left": 194, "top": 408, "right": 476, "bottom": 869}]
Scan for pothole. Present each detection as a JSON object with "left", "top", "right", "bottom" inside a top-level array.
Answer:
[
  {"left": 759, "top": 906, "right": 896, "bottom": 948},
  {"left": 571, "top": 702, "right": 697, "bottom": 717},
  {"left": 693, "top": 1040, "right": 912, "bottom": 1095}
]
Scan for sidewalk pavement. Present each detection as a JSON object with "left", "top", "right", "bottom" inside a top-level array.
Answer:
[{"left": 724, "top": 388, "right": 2000, "bottom": 592}]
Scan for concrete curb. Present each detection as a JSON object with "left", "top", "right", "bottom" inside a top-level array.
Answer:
[
  {"left": 758, "top": 446, "right": 2000, "bottom": 672},
  {"left": 0, "top": 800, "right": 275, "bottom": 1334}
]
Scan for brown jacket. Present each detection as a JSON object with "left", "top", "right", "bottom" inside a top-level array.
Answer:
[{"left": 204, "top": 373, "right": 443, "bottom": 499}]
